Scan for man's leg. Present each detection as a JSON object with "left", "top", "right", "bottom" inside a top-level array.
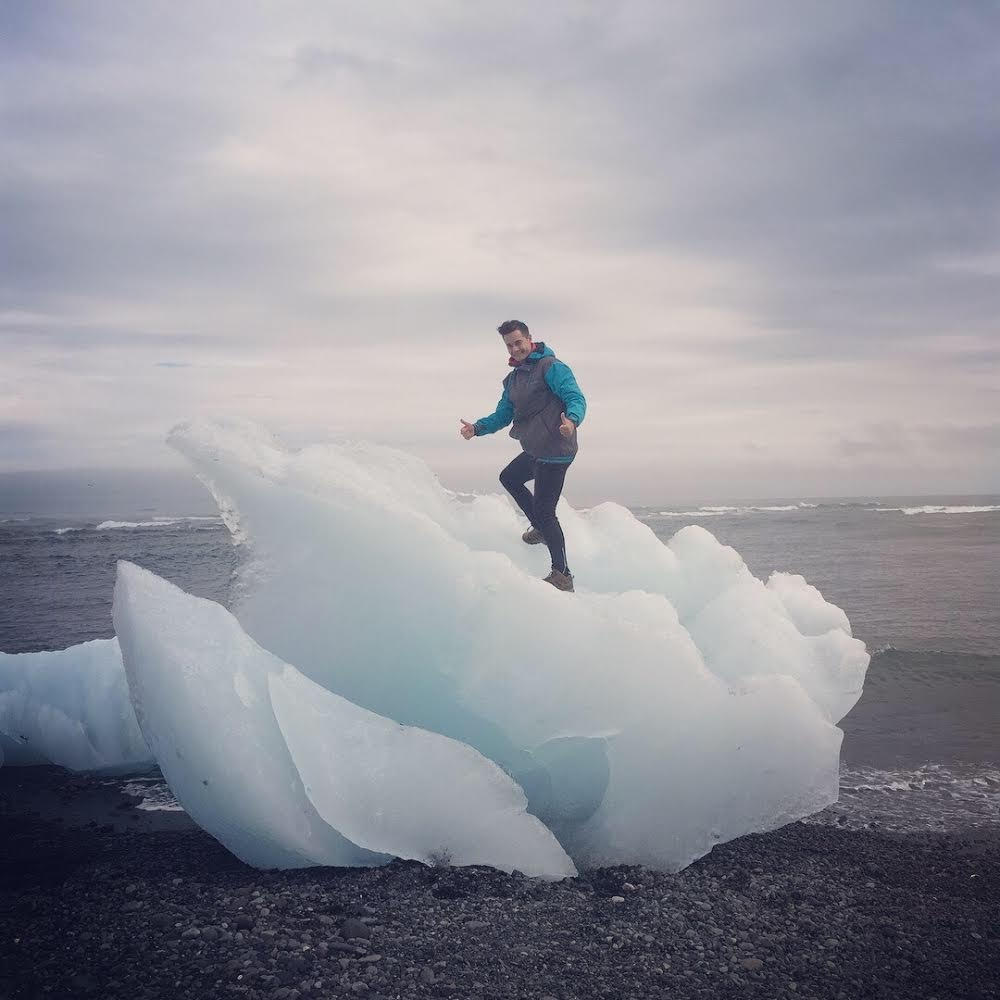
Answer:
[
  {"left": 533, "top": 460, "right": 571, "bottom": 574},
  {"left": 499, "top": 451, "right": 538, "bottom": 525}
]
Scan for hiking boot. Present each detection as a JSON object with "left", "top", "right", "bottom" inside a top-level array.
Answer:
[
  {"left": 522, "top": 527, "right": 545, "bottom": 545},
  {"left": 543, "top": 569, "right": 575, "bottom": 592}
]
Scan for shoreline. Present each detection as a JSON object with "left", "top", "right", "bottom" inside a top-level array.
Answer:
[{"left": 2, "top": 767, "right": 998, "bottom": 999}]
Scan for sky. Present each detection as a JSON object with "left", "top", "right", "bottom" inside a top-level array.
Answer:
[{"left": 2, "top": 1, "right": 998, "bottom": 504}]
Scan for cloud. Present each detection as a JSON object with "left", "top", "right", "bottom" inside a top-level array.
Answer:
[
  {"left": 1, "top": 1, "right": 998, "bottom": 498},
  {"left": 918, "top": 423, "right": 1000, "bottom": 453},
  {"left": 837, "top": 423, "right": 912, "bottom": 458}
]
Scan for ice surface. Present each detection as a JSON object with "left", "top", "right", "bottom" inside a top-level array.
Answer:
[
  {"left": 270, "top": 666, "right": 574, "bottom": 876},
  {"left": 0, "top": 639, "right": 150, "bottom": 771},
  {"left": 766, "top": 572, "right": 852, "bottom": 637},
  {"left": 162, "top": 419, "right": 869, "bottom": 870},
  {"left": 113, "top": 561, "right": 574, "bottom": 875}
]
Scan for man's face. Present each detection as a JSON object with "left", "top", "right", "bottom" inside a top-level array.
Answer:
[{"left": 503, "top": 330, "right": 533, "bottom": 363}]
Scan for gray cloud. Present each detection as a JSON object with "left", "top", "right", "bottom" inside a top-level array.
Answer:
[
  {"left": 838, "top": 423, "right": 912, "bottom": 458},
  {"left": 919, "top": 423, "right": 1000, "bottom": 453},
  {"left": 1, "top": 1, "right": 998, "bottom": 499}
]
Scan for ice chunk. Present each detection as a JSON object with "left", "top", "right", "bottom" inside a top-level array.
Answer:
[
  {"left": 0, "top": 639, "right": 150, "bottom": 771},
  {"left": 767, "top": 571, "right": 852, "bottom": 636},
  {"left": 113, "top": 561, "right": 574, "bottom": 876},
  {"left": 269, "top": 666, "right": 574, "bottom": 877},
  {"left": 168, "top": 420, "right": 868, "bottom": 870},
  {"left": 114, "top": 560, "right": 387, "bottom": 869}
]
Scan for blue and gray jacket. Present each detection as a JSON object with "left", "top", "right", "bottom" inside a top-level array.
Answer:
[{"left": 474, "top": 343, "right": 587, "bottom": 463}]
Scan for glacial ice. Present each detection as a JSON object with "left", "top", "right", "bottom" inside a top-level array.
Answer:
[
  {"left": 0, "top": 418, "right": 870, "bottom": 873},
  {"left": 161, "top": 419, "right": 868, "bottom": 870},
  {"left": 113, "top": 561, "right": 575, "bottom": 876},
  {"left": 0, "top": 639, "right": 150, "bottom": 771}
]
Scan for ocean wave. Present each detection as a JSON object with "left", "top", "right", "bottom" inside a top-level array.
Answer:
[
  {"left": 94, "top": 516, "right": 221, "bottom": 531},
  {"left": 874, "top": 505, "right": 1000, "bottom": 516},
  {"left": 53, "top": 526, "right": 86, "bottom": 535},
  {"left": 655, "top": 502, "right": 815, "bottom": 517},
  {"left": 806, "top": 762, "right": 1000, "bottom": 832},
  {"left": 654, "top": 501, "right": 1000, "bottom": 517},
  {"left": 869, "top": 642, "right": 897, "bottom": 656},
  {"left": 657, "top": 509, "right": 729, "bottom": 517},
  {"left": 840, "top": 762, "right": 1000, "bottom": 795}
]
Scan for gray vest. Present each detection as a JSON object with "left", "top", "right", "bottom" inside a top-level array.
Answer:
[{"left": 504, "top": 355, "right": 578, "bottom": 461}]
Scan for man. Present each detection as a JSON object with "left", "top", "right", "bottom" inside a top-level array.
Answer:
[{"left": 460, "top": 320, "right": 587, "bottom": 592}]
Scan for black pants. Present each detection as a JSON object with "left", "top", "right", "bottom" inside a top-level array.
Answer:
[{"left": 499, "top": 451, "right": 571, "bottom": 574}]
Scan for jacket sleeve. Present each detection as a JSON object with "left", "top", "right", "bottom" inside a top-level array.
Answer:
[
  {"left": 474, "top": 383, "right": 514, "bottom": 435},
  {"left": 544, "top": 360, "right": 587, "bottom": 426}
]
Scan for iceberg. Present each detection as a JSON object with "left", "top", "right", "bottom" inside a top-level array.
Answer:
[
  {"left": 113, "top": 561, "right": 575, "bottom": 876},
  {"left": 160, "top": 419, "right": 867, "bottom": 870},
  {"left": 0, "top": 639, "right": 150, "bottom": 771},
  {"left": 0, "top": 419, "right": 869, "bottom": 873}
]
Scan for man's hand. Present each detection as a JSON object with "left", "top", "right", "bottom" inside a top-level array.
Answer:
[
  {"left": 460, "top": 419, "right": 476, "bottom": 440},
  {"left": 559, "top": 412, "right": 575, "bottom": 438}
]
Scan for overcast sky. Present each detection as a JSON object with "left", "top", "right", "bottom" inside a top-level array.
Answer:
[{"left": 2, "top": 1, "right": 998, "bottom": 504}]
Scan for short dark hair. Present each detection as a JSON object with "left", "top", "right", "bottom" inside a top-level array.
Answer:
[{"left": 497, "top": 320, "right": 530, "bottom": 339}]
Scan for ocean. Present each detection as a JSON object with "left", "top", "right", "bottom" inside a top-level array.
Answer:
[{"left": 1, "top": 472, "right": 998, "bottom": 834}]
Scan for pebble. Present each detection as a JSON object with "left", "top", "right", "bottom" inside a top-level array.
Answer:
[
  {"left": 610, "top": 895, "right": 626, "bottom": 904},
  {"left": 3, "top": 787, "right": 998, "bottom": 1000},
  {"left": 340, "top": 918, "right": 371, "bottom": 940},
  {"left": 328, "top": 941, "right": 362, "bottom": 954}
]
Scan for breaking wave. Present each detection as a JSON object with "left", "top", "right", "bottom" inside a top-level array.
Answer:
[
  {"left": 809, "top": 762, "right": 1000, "bottom": 832},
  {"left": 94, "top": 516, "right": 222, "bottom": 531},
  {"left": 656, "top": 502, "right": 818, "bottom": 517},
  {"left": 875, "top": 505, "right": 1000, "bottom": 516},
  {"left": 652, "top": 501, "right": 999, "bottom": 518}
]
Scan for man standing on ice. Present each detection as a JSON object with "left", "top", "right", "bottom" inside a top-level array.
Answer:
[{"left": 460, "top": 320, "right": 587, "bottom": 592}]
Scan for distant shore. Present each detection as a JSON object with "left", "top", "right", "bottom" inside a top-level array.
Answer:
[{"left": 1, "top": 766, "right": 997, "bottom": 1000}]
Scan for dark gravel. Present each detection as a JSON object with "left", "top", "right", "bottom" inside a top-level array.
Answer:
[{"left": 1, "top": 769, "right": 997, "bottom": 1000}]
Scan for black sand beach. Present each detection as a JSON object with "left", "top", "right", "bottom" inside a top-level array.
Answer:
[{"left": 2, "top": 767, "right": 997, "bottom": 1000}]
